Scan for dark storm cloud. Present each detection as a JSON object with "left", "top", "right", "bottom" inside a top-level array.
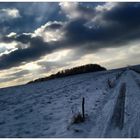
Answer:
[
  {"left": 46, "top": 22, "right": 63, "bottom": 30},
  {"left": 0, "top": 35, "right": 53, "bottom": 70},
  {"left": 103, "top": 3, "right": 140, "bottom": 25},
  {"left": 1, "top": 2, "right": 140, "bottom": 70},
  {"left": 16, "top": 34, "right": 32, "bottom": 44},
  {"left": 61, "top": 3, "right": 140, "bottom": 49},
  {"left": 0, "top": 34, "right": 32, "bottom": 44}
]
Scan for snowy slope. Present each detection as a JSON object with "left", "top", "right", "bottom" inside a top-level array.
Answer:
[{"left": 0, "top": 66, "right": 140, "bottom": 138}]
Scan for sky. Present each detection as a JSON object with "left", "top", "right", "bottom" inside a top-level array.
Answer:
[{"left": 0, "top": 2, "right": 140, "bottom": 88}]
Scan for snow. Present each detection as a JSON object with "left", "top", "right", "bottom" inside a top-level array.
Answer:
[{"left": 0, "top": 66, "right": 140, "bottom": 137}]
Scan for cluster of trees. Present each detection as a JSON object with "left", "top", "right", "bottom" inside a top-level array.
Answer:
[{"left": 28, "top": 64, "right": 106, "bottom": 84}]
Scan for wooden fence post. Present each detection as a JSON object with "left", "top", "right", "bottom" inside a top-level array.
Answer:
[{"left": 82, "top": 97, "right": 85, "bottom": 120}]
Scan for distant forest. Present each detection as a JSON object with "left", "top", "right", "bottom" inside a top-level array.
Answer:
[{"left": 28, "top": 64, "right": 106, "bottom": 84}]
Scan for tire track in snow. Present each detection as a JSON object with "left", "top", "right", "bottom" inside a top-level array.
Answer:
[
  {"left": 104, "top": 70, "right": 140, "bottom": 137},
  {"left": 101, "top": 70, "right": 140, "bottom": 137},
  {"left": 122, "top": 70, "right": 140, "bottom": 138},
  {"left": 85, "top": 70, "right": 127, "bottom": 137},
  {"left": 110, "top": 83, "right": 126, "bottom": 130}
]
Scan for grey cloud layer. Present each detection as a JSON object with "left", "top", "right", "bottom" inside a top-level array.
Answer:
[
  {"left": 0, "top": 35, "right": 53, "bottom": 69},
  {"left": 0, "top": 2, "right": 140, "bottom": 70}
]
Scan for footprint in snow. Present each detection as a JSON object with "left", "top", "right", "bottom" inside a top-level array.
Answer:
[
  {"left": 95, "top": 103, "right": 98, "bottom": 106},
  {"left": 96, "top": 100, "right": 100, "bottom": 102},
  {"left": 47, "top": 101, "right": 51, "bottom": 104},
  {"left": 0, "top": 121, "right": 5, "bottom": 125}
]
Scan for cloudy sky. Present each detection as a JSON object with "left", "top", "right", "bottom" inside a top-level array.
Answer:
[{"left": 0, "top": 2, "right": 140, "bottom": 88}]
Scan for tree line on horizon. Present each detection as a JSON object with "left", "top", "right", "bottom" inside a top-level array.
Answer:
[{"left": 28, "top": 64, "right": 106, "bottom": 84}]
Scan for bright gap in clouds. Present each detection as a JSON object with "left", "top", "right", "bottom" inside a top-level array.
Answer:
[
  {"left": 23, "top": 62, "right": 41, "bottom": 71},
  {"left": 45, "top": 49, "right": 72, "bottom": 62}
]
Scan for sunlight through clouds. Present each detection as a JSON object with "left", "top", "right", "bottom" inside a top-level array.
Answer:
[{"left": 0, "top": 2, "right": 140, "bottom": 88}]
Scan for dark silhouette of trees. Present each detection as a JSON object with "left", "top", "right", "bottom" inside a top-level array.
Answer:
[{"left": 28, "top": 64, "right": 106, "bottom": 84}]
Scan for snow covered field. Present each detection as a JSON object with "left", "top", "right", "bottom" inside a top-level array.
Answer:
[{"left": 0, "top": 66, "right": 140, "bottom": 138}]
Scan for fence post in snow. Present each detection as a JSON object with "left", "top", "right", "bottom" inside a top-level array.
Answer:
[{"left": 82, "top": 97, "right": 85, "bottom": 121}]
